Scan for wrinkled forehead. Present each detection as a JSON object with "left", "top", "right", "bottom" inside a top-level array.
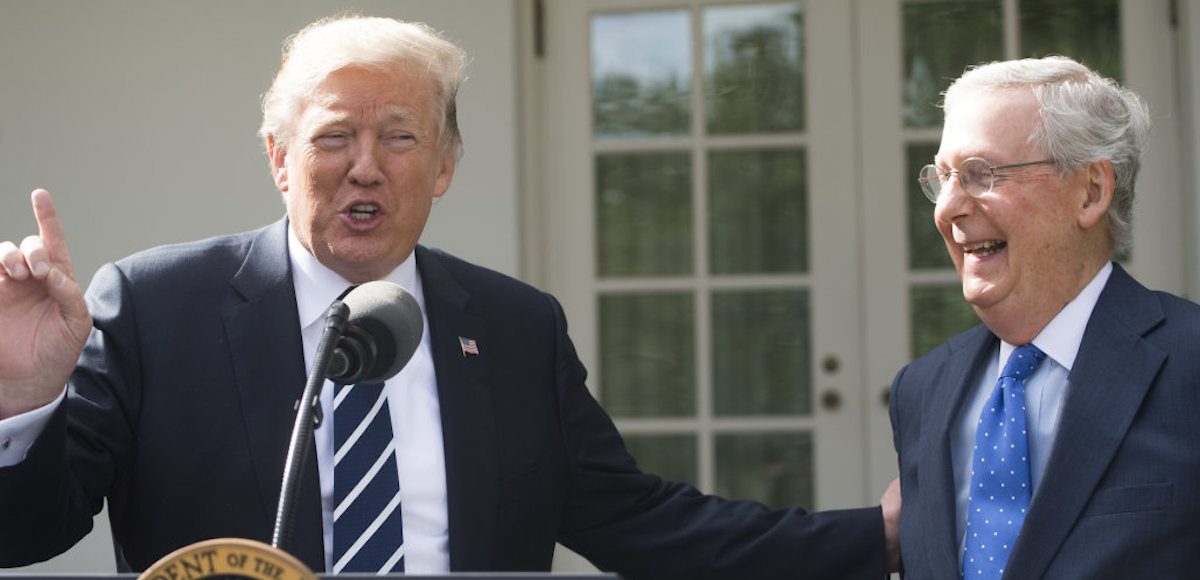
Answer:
[
  {"left": 938, "top": 88, "right": 1041, "bottom": 163},
  {"left": 296, "top": 63, "right": 438, "bottom": 124}
]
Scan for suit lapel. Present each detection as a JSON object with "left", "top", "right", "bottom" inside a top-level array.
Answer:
[
  {"left": 919, "top": 326, "right": 998, "bottom": 579},
  {"left": 222, "top": 219, "right": 325, "bottom": 570},
  {"left": 416, "top": 246, "right": 497, "bottom": 571},
  {"left": 1006, "top": 265, "right": 1165, "bottom": 579}
]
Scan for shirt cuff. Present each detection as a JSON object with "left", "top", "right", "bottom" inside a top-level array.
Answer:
[{"left": 0, "top": 388, "right": 67, "bottom": 467}]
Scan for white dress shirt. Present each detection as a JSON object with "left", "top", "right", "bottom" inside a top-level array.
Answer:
[
  {"left": 287, "top": 227, "right": 450, "bottom": 573},
  {"left": 951, "top": 262, "right": 1113, "bottom": 564}
]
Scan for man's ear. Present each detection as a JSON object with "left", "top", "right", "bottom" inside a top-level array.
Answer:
[
  {"left": 1078, "top": 160, "right": 1115, "bottom": 229},
  {"left": 267, "top": 134, "right": 289, "bottom": 192},
  {"left": 433, "top": 152, "right": 457, "bottom": 200}
]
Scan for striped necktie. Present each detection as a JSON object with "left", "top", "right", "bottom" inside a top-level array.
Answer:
[
  {"left": 332, "top": 381, "right": 405, "bottom": 573},
  {"left": 962, "top": 344, "right": 1046, "bottom": 579}
]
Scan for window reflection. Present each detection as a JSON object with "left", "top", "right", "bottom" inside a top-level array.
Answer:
[
  {"left": 1021, "top": 0, "right": 1121, "bottom": 81},
  {"left": 910, "top": 285, "right": 980, "bottom": 357},
  {"left": 600, "top": 292, "right": 696, "bottom": 417},
  {"left": 716, "top": 433, "right": 813, "bottom": 508},
  {"left": 903, "top": 0, "right": 1002, "bottom": 128},
  {"left": 704, "top": 3, "right": 805, "bottom": 134},
  {"left": 592, "top": 10, "right": 691, "bottom": 138}
]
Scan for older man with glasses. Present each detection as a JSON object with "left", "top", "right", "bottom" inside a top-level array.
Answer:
[{"left": 890, "top": 55, "right": 1200, "bottom": 579}]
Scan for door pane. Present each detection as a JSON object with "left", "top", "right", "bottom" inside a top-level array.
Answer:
[
  {"left": 709, "top": 149, "right": 808, "bottom": 274},
  {"left": 600, "top": 292, "right": 696, "bottom": 417},
  {"left": 713, "top": 289, "right": 811, "bottom": 416},
  {"left": 592, "top": 10, "right": 691, "bottom": 138},
  {"left": 624, "top": 434, "right": 698, "bottom": 485},
  {"left": 715, "top": 432, "right": 813, "bottom": 508},
  {"left": 1021, "top": 0, "right": 1121, "bottom": 81},
  {"left": 907, "top": 143, "right": 952, "bottom": 269},
  {"left": 910, "top": 284, "right": 980, "bottom": 357},
  {"left": 703, "top": 3, "right": 805, "bottom": 134},
  {"left": 597, "top": 152, "right": 693, "bottom": 277},
  {"left": 903, "top": 0, "right": 1002, "bottom": 128}
]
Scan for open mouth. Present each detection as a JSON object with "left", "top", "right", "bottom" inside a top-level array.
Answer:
[
  {"left": 347, "top": 203, "right": 380, "bottom": 221},
  {"left": 963, "top": 240, "right": 1006, "bottom": 257}
]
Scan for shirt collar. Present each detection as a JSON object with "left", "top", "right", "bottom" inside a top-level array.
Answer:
[
  {"left": 287, "top": 225, "right": 424, "bottom": 331},
  {"left": 999, "top": 261, "right": 1113, "bottom": 372}
]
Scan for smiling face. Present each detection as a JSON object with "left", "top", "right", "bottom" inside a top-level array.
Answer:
[
  {"left": 934, "top": 88, "right": 1111, "bottom": 343},
  {"left": 269, "top": 64, "right": 455, "bottom": 283}
]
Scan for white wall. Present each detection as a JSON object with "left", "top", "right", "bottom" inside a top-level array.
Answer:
[{"left": 0, "top": 0, "right": 519, "bottom": 573}]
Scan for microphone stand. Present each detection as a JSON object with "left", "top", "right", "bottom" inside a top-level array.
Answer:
[{"left": 272, "top": 301, "right": 350, "bottom": 552}]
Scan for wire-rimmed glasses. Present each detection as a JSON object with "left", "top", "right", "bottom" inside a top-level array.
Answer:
[{"left": 918, "top": 157, "right": 1056, "bottom": 203}]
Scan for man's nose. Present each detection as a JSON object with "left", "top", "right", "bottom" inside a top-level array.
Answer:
[
  {"left": 348, "top": 139, "right": 385, "bottom": 186},
  {"left": 934, "top": 171, "right": 974, "bottom": 220}
]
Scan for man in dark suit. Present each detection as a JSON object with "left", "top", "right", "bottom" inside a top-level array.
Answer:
[
  {"left": 0, "top": 15, "right": 898, "bottom": 578},
  {"left": 890, "top": 55, "right": 1200, "bottom": 579}
]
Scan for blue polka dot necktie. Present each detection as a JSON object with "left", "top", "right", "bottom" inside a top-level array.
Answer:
[
  {"left": 962, "top": 344, "right": 1046, "bottom": 579},
  {"left": 332, "top": 382, "right": 405, "bottom": 573}
]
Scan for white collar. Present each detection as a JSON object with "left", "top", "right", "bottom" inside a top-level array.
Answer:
[
  {"left": 999, "top": 262, "right": 1113, "bottom": 372},
  {"left": 287, "top": 225, "right": 424, "bottom": 331}
]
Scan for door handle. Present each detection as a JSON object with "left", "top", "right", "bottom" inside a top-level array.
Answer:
[{"left": 820, "top": 389, "right": 842, "bottom": 411}]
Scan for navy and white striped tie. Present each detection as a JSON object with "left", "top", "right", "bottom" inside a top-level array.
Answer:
[{"left": 333, "top": 381, "right": 405, "bottom": 573}]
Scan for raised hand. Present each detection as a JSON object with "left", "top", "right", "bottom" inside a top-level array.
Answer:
[{"left": 0, "top": 189, "right": 92, "bottom": 418}]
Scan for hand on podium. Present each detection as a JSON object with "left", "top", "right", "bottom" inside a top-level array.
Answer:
[{"left": 0, "top": 189, "right": 92, "bottom": 419}]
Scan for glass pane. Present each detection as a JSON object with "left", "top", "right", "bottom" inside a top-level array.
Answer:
[
  {"left": 623, "top": 434, "right": 698, "bottom": 485},
  {"left": 597, "top": 153, "right": 693, "bottom": 277},
  {"left": 1021, "top": 0, "right": 1121, "bottom": 81},
  {"left": 600, "top": 292, "right": 696, "bottom": 417},
  {"left": 704, "top": 3, "right": 805, "bottom": 134},
  {"left": 910, "top": 284, "right": 980, "bottom": 358},
  {"left": 713, "top": 289, "right": 811, "bottom": 416},
  {"left": 716, "top": 432, "right": 813, "bottom": 508},
  {"left": 907, "top": 143, "right": 953, "bottom": 269},
  {"left": 709, "top": 149, "right": 807, "bottom": 274},
  {"left": 903, "top": 0, "right": 1002, "bottom": 128},
  {"left": 592, "top": 10, "right": 691, "bottom": 138}
]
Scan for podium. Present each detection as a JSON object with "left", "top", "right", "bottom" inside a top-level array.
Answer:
[{"left": 109, "top": 538, "right": 620, "bottom": 580}]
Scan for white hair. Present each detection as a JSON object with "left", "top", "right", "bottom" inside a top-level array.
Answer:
[
  {"left": 259, "top": 15, "right": 468, "bottom": 160},
  {"left": 943, "top": 56, "right": 1150, "bottom": 255}
]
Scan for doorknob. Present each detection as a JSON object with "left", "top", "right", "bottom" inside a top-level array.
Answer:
[
  {"left": 880, "top": 385, "right": 891, "bottom": 407},
  {"left": 821, "top": 354, "right": 840, "bottom": 374},
  {"left": 820, "top": 389, "right": 842, "bottom": 411}
]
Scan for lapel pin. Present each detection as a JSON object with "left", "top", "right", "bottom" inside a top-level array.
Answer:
[{"left": 458, "top": 336, "right": 480, "bottom": 357}]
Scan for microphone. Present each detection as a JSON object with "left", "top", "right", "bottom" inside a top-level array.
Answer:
[
  {"left": 271, "top": 281, "right": 423, "bottom": 552},
  {"left": 327, "top": 281, "right": 424, "bottom": 384}
]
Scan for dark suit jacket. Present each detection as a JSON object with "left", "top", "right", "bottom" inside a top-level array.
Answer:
[
  {"left": 890, "top": 264, "right": 1200, "bottom": 579},
  {"left": 0, "top": 219, "right": 884, "bottom": 579}
]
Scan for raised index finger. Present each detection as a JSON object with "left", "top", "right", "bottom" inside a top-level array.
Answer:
[{"left": 30, "top": 188, "right": 76, "bottom": 278}]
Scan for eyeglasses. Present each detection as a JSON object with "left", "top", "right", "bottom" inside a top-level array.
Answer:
[{"left": 918, "top": 157, "right": 1056, "bottom": 203}]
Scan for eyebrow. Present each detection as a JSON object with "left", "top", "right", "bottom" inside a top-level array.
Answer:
[
  {"left": 935, "top": 153, "right": 995, "bottom": 167},
  {"left": 307, "top": 106, "right": 422, "bottom": 131}
]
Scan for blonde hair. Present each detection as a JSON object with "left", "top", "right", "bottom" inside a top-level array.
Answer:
[{"left": 259, "top": 15, "right": 468, "bottom": 160}]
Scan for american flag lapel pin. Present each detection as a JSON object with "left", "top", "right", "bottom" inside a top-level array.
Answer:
[{"left": 458, "top": 336, "right": 480, "bottom": 357}]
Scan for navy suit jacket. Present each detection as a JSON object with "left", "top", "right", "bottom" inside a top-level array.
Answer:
[
  {"left": 0, "top": 219, "right": 884, "bottom": 579},
  {"left": 890, "top": 264, "right": 1200, "bottom": 579}
]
